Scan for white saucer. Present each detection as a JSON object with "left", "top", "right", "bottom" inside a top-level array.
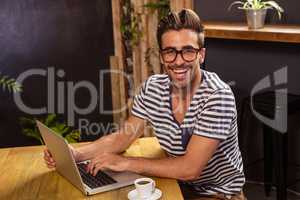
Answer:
[{"left": 128, "top": 188, "right": 162, "bottom": 200}]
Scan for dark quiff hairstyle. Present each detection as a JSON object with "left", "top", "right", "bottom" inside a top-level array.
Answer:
[{"left": 157, "top": 9, "right": 204, "bottom": 49}]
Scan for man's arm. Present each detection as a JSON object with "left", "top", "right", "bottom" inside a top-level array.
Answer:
[
  {"left": 127, "top": 134, "right": 219, "bottom": 180},
  {"left": 87, "top": 134, "right": 220, "bottom": 180}
]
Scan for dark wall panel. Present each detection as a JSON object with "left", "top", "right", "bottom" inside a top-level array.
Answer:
[
  {"left": 205, "top": 39, "right": 300, "bottom": 95},
  {"left": 0, "top": 0, "right": 114, "bottom": 147}
]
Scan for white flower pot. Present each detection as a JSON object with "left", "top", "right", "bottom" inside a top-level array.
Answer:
[{"left": 245, "top": 8, "right": 267, "bottom": 29}]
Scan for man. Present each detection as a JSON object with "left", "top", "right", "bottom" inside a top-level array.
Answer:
[{"left": 44, "top": 9, "right": 246, "bottom": 200}]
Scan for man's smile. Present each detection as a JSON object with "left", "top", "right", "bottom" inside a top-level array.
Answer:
[
  {"left": 168, "top": 64, "right": 192, "bottom": 82},
  {"left": 172, "top": 68, "right": 189, "bottom": 80}
]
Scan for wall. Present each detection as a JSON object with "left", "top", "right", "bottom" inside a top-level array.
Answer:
[{"left": 0, "top": 0, "right": 114, "bottom": 147}]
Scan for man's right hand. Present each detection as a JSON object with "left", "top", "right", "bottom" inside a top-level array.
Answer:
[
  {"left": 43, "top": 148, "right": 56, "bottom": 168},
  {"left": 43, "top": 146, "right": 78, "bottom": 169}
]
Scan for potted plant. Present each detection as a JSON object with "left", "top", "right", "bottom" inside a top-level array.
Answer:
[{"left": 229, "top": 0, "right": 284, "bottom": 29}]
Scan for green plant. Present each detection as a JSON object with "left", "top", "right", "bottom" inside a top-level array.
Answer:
[
  {"left": 229, "top": 0, "right": 284, "bottom": 19},
  {"left": 0, "top": 73, "right": 22, "bottom": 93},
  {"left": 20, "top": 114, "right": 81, "bottom": 144},
  {"left": 120, "top": 0, "right": 170, "bottom": 47},
  {"left": 120, "top": 0, "right": 142, "bottom": 47},
  {"left": 143, "top": 0, "right": 170, "bottom": 20}
]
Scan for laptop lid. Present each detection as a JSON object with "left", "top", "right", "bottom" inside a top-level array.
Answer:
[{"left": 36, "top": 120, "right": 87, "bottom": 194}]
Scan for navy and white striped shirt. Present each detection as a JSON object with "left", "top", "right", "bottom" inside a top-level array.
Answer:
[{"left": 131, "top": 70, "right": 245, "bottom": 195}]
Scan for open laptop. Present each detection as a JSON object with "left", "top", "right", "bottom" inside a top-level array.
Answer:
[{"left": 36, "top": 120, "right": 145, "bottom": 195}]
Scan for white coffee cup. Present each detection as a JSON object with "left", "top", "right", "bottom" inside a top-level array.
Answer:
[{"left": 134, "top": 177, "right": 156, "bottom": 199}]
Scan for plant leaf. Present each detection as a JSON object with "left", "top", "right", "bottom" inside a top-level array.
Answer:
[
  {"left": 0, "top": 73, "right": 22, "bottom": 93},
  {"left": 45, "top": 114, "right": 57, "bottom": 126},
  {"left": 22, "top": 128, "right": 43, "bottom": 144},
  {"left": 263, "top": 1, "right": 283, "bottom": 19},
  {"left": 65, "top": 130, "right": 81, "bottom": 143},
  {"left": 20, "top": 117, "right": 36, "bottom": 127},
  {"left": 228, "top": 1, "right": 245, "bottom": 11}
]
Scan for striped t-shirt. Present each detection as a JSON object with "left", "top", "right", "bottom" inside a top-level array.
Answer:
[{"left": 131, "top": 69, "right": 245, "bottom": 196}]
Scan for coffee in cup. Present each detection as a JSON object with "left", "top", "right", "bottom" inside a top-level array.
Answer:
[{"left": 134, "top": 178, "right": 156, "bottom": 199}]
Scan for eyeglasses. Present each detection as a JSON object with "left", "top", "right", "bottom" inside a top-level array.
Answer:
[{"left": 160, "top": 47, "right": 201, "bottom": 63}]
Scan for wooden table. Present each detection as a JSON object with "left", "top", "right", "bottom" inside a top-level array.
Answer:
[{"left": 0, "top": 137, "right": 184, "bottom": 200}]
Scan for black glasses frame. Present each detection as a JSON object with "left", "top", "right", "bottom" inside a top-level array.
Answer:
[{"left": 160, "top": 47, "right": 201, "bottom": 63}]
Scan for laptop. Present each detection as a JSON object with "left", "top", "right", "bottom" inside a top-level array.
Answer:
[{"left": 36, "top": 120, "right": 145, "bottom": 195}]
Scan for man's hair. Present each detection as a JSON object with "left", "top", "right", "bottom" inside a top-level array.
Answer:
[{"left": 157, "top": 9, "right": 204, "bottom": 49}]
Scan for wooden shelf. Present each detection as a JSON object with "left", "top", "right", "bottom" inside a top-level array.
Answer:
[{"left": 203, "top": 21, "right": 300, "bottom": 43}]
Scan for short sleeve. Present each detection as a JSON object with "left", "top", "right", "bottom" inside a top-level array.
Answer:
[
  {"left": 131, "top": 80, "right": 149, "bottom": 120},
  {"left": 194, "top": 88, "right": 236, "bottom": 140}
]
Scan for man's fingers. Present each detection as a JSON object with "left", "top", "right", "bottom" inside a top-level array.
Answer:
[
  {"left": 44, "top": 154, "right": 55, "bottom": 163},
  {"left": 44, "top": 154, "right": 51, "bottom": 161},
  {"left": 43, "top": 148, "right": 56, "bottom": 169},
  {"left": 44, "top": 160, "right": 56, "bottom": 168},
  {"left": 44, "top": 149, "right": 52, "bottom": 156},
  {"left": 87, "top": 160, "right": 103, "bottom": 175},
  {"left": 45, "top": 158, "right": 55, "bottom": 164},
  {"left": 92, "top": 163, "right": 105, "bottom": 176},
  {"left": 86, "top": 162, "right": 92, "bottom": 173},
  {"left": 87, "top": 162, "right": 97, "bottom": 174},
  {"left": 44, "top": 149, "right": 52, "bottom": 159},
  {"left": 47, "top": 164, "right": 56, "bottom": 168},
  {"left": 87, "top": 158, "right": 102, "bottom": 173}
]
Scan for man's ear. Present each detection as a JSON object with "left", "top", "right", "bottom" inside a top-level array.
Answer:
[{"left": 199, "top": 48, "right": 206, "bottom": 64}]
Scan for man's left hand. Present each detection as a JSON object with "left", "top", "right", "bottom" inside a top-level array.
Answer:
[{"left": 86, "top": 152, "right": 129, "bottom": 176}]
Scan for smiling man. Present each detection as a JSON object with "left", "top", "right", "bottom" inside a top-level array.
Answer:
[{"left": 44, "top": 9, "right": 246, "bottom": 200}]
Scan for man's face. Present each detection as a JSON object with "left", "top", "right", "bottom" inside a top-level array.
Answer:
[{"left": 160, "top": 29, "right": 205, "bottom": 90}]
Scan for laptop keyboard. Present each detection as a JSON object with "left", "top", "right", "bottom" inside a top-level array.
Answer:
[{"left": 77, "top": 163, "right": 117, "bottom": 189}]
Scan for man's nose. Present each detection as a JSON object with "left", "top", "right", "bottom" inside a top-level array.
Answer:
[{"left": 174, "top": 52, "right": 185, "bottom": 66}]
